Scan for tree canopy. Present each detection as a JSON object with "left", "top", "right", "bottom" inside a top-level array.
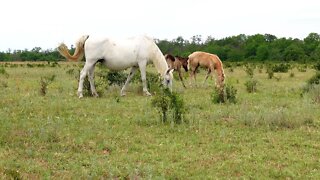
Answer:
[{"left": 1, "top": 33, "right": 319, "bottom": 62}]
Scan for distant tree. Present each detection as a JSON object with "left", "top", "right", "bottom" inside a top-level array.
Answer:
[{"left": 304, "top": 33, "right": 320, "bottom": 57}]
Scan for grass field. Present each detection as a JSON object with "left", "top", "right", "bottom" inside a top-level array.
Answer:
[{"left": 0, "top": 62, "right": 319, "bottom": 179}]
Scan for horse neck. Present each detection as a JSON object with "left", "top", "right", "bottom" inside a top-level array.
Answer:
[
  {"left": 213, "top": 57, "right": 225, "bottom": 86},
  {"left": 151, "top": 46, "right": 168, "bottom": 76}
]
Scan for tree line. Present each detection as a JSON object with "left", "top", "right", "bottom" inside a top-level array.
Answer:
[{"left": 0, "top": 33, "right": 319, "bottom": 62}]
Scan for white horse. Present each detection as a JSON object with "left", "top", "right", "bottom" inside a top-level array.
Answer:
[{"left": 58, "top": 35, "right": 173, "bottom": 98}]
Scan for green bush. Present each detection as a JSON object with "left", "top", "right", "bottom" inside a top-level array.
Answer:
[
  {"left": 152, "top": 87, "right": 185, "bottom": 124},
  {"left": 211, "top": 84, "right": 237, "bottom": 104},
  {"left": 313, "top": 62, "right": 320, "bottom": 71},
  {"left": 40, "top": 75, "right": 56, "bottom": 96},
  {"left": 272, "top": 63, "right": 291, "bottom": 73},
  {"left": 244, "top": 64, "right": 254, "bottom": 78},
  {"left": 245, "top": 78, "right": 258, "bottom": 93},
  {"left": 266, "top": 67, "right": 274, "bottom": 79}
]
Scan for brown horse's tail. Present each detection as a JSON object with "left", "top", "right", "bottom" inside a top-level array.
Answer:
[{"left": 57, "top": 35, "right": 89, "bottom": 61}]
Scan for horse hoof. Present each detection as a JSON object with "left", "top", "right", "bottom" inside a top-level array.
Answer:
[{"left": 144, "top": 92, "right": 152, "bottom": 96}]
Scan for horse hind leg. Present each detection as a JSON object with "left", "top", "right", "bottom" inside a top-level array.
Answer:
[
  {"left": 88, "top": 65, "right": 99, "bottom": 97},
  {"left": 120, "top": 66, "right": 138, "bottom": 96},
  {"left": 77, "top": 62, "right": 96, "bottom": 98}
]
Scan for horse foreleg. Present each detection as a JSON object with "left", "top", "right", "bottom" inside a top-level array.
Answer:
[
  {"left": 178, "top": 69, "right": 186, "bottom": 88},
  {"left": 138, "top": 62, "right": 151, "bottom": 96},
  {"left": 120, "top": 66, "right": 138, "bottom": 96}
]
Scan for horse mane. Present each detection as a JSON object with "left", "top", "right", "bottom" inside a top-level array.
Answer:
[{"left": 57, "top": 35, "right": 89, "bottom": 61}]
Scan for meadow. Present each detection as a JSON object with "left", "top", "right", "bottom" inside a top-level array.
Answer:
[{"left": 0, "top": 61, "right": 319, "bottom": 179}]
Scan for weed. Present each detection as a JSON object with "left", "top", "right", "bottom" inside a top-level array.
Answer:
[
  {"left": 245, "top": 78, "right": 258, "bottom": 93},
  {"left": 152, "top": 86, "right": 185, "bottom": 124},
  {"left": 313, "top": 62, "right": 320, "bottom": 71},
  {"left": 0, "top": 67, "right": 9, "bottom": 77},
  {"left": 272, "top": 63, "right": 291, "bottom": 73},
  {"left": 290, "top": 72, "right": 295, "bottom": 78},
  {"left": 211, "top": 83, "right": 237, "bottom": 104},
  {"left": 266, "top": 67, "right": 274, "bottom": 79},
  {"left": 244, "top": 64, "right": 254, "bottom": 78},
  {"left": 39, "top": 75, "right": 56, "bottom": 96}
]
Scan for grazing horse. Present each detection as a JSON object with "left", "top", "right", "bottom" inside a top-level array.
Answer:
[
  {"left": 58, "top": 35, "right": 173, "bottom": 98},
  {"left": 188, "top": 51, "right": 225, "bottom": 89},
  {"left": 164, "top": 54, "right": 188, "bottom": 88}
]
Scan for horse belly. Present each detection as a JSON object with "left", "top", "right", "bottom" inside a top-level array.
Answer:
[{"left": 103, "top": 57, "right": 138, "bottom": 71}]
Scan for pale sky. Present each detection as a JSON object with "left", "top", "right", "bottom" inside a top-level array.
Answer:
[{"left": 0, "top": 0, "right": 319, "bottom": 51}]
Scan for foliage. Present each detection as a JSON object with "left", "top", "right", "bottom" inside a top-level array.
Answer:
[
  {"left": 151, "top": 86, "right": 185, "bottom": 124},
  {"left": 1, "top": 33, "right": 320, "bottom": 62},
  {"left": 272, "top": 63, "right": 291, "bottom": 73},
  {"left": 245, "top": 78, "right": 258, "bottom": 93},
  {"left": 313, "top": 62, "right": 320, "bottom": 71},
  {"left": 244, "top": 64, "right": 255, "bottom": 77},
  {"left": 39, "top": 75, "right": 56, "bottom": 96},
  {"left": 105, "top": 71, "right": 127, "bottom": 86},
  {"left": 211, "top": 84, "right": 237, "bottom": 104}
]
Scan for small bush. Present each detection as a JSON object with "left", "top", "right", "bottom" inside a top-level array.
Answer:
[
  {"left": 272, "top": 63, "right": 291, "bottom": 73},
  {"left": 307, "top": 72, "right": 320, "bottom": 86},
  {"left": 244, "top": 64, "right": 254, "bottom": 78},
  {"left": 303, "top": 72, "right": 320, "bottom": 93},
  {"left": 106, "top": 71, "right": 127, "bottom": 86},
  {"left": 40, "top": 75, "right": 56, "bottom": 96},
  {"left": 266, "top": 67, "right": 274, "bottom": 79},
  {"left": 313, "top": 62, "right": 320, "bottom": 71},
  {"left": 211, "top": 84, "right": 237, "bottom": 104},
  {"left": 245, "top": 78, "right": 258, "bottom": 93},
  {"left": 308, "top": 84, "right": 320, "bottom": 104},
  {"left": 152, "top": 87, "right": 185, "bottom": 124},
  {"left": 0, "top": 67, "right": 9, "bottom": 77},
  {"left": 290, "top": 72, "right": 295, "bottom": 78}
]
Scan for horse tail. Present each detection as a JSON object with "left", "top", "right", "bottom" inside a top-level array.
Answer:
[{"left": 57, "top": 35, "right": 89, "bottom": 61}]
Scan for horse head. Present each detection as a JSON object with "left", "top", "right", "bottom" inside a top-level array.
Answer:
[
  {"left": 176, "top": 56, "right": 189, "bottom": 72},
  {"left": 163, "top": 68, "right": 174, "bottom": 91}
]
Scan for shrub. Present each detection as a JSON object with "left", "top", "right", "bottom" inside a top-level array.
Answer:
[
  {"left": 245, "top": 78, "right": 258, "bottom": 93},
  {"left": 272, "top": 63, "right": 291, "bottom": 73},
  {"left": 106, "top": 71, "right": 127, "bottom": 86},
  {"left": 290, "top": 72, "right": 295, "bottom": 78},
  {"left": 211, "top": 84, "right": 237, "bottom": 104},
  {"left": 266, "top": 67, "right": 274, "bottom": 79},
  {"left": 244, "top": 64, "right": 254, "bottom": 78},
  {"left": 313, "top": 62, "right": 320, "bottom": 71},
  {"left": 40, "top": 75, "right": 56, "bottom": 96},
  {"left": 0, "top": 67, "right": 9, "bottom": 78},
  {"left": 307, "top": 72, "right": 320, "bottom": 86},
  {"left": 308, "top": 84, "right": 320, "bottom": 104},
  {"left": 152, "top": 87, "right": 185, "bottom": 124},
  {"left": 297, "top": 65, "right": 307, "bottom": 72}
]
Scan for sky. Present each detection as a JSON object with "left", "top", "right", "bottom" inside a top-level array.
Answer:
[{"left": 0, "top": 0, "right": 319, "bottom": 51}]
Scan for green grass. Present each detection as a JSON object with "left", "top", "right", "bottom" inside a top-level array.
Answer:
[{"left": 0, "top": 62, "right": 319, "bottom": 179}]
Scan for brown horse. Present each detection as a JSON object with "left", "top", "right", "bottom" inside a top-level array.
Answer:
[
  {"left": 188, "top": 51, "right": 225, "bottom": 89},
  {"left": 164, "top": 54, "right": 188, "bottom": 88}
]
